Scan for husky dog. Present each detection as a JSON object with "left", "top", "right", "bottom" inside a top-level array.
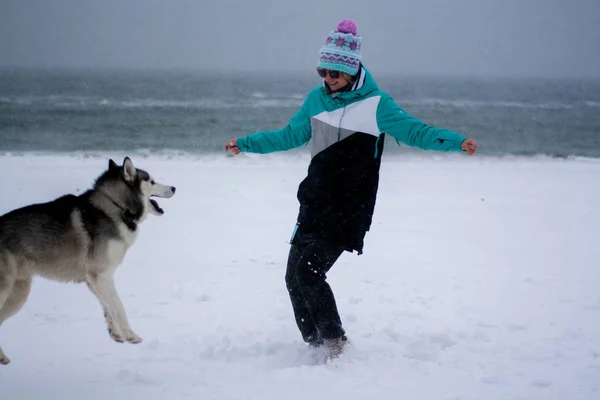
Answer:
[{"left": 0, "top": 157, "right": 175, "bottom": 365}]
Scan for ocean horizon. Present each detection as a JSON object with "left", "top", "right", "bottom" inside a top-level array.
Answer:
[{"left": 1, "top": 68, "right": 599, "bottom": 159}]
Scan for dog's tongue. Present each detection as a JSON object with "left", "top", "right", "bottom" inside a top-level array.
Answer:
[{"left": 150, "top": 199, "right": 164, "bottom": 214}]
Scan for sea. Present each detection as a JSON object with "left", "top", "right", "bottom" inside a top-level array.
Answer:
[{"left": 1, "top": 69, "right": 599, "bottom": 159}]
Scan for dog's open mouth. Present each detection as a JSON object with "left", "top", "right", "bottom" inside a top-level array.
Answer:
[{"left": 149, "top": 198, "right": 164, "bottom": 214}]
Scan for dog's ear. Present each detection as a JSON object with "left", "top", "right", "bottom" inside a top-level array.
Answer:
[
  {"left": 122, "top": 157, "right": 136, "bottom": 182},
  {"left": 108, "top": 159, "right": 119, "bottom": 170}
]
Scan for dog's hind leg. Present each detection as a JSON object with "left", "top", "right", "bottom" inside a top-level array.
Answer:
[
  {"left": 86, "top": 272, "right": 142, "bottom": 344},
  {"left": 0, "top": 279, "right": 12, "bottom": 365},
  {"left": 0, "top": 274, "right": 28, "bottom": 365}
]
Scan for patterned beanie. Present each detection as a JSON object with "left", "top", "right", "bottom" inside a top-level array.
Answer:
[{"left": 317, "top": 19, "right": 362, "bottom": 76}]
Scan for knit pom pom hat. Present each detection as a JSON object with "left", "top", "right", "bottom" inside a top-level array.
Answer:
[{"left": 317, "top": 19, "right": 362, "bottom": 76}]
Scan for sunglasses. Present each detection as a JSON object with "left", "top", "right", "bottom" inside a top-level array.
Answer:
[{"left": 317, "top": 68, "right": 341, "bottom": 79}]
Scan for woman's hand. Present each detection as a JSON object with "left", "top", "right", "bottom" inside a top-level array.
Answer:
[
  {"left": 224, "top": 138, "right": 241, "bottom": 155},
  {"left": 461, "top": 138, "right": 477, "bottom": 155}
]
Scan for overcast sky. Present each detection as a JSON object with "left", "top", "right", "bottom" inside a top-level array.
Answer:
[{"left": 1, "top": 0, "right": 599, "bottom": 77}]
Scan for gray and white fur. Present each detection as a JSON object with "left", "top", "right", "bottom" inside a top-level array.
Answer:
[{"left": 0, "top": 157, "right": 175, "bottom": 365}]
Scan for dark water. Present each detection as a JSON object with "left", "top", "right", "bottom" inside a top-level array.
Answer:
[{"left": 1, "top": 69, "right": 599, "bottom": 158}]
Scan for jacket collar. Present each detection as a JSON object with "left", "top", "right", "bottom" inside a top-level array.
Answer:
[{"left": 322, "top": 64, "right": 378, "bottom": 101}]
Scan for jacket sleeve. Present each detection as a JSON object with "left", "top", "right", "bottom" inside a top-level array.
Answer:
[
  {"left": 236, "top": 95, "right": 312, "bottom": 154},
  {"left": 376, "top": 94, "right": 466, "bottom": 152}
]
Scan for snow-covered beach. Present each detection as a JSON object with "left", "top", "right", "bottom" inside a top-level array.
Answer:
[{"left": 0, "top": 153, "right": 598, "bottom": 399}]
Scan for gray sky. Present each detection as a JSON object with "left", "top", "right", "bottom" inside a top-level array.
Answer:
[{"left": 1, "top": 0, "right": 599, "bottom": 77}]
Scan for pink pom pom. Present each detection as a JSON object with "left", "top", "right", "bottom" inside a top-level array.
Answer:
[{"left": 336, "top": 19, "right": 357, "bottom": 35}]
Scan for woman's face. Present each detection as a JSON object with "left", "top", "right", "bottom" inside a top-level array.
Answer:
[{"left": 317, "top": 68, "right": 351, "bottom": 92}]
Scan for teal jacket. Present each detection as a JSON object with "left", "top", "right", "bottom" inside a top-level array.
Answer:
[{"left": 236, "top": 65, "right": 467, "bottom": 254}]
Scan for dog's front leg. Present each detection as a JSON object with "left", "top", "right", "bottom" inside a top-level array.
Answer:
[
  {"left": 86, "top": 272, "right": 125, "bottom": 342},
  {"left": 110, "top": 283, "right": 142, "bottom": 344},
  {"left": 86, "top": 272, "right": 142, "bottom": 344}
]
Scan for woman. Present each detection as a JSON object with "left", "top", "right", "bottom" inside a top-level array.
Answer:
[{"left": 225, "top": 19, "right": 477, "bottom": 358}]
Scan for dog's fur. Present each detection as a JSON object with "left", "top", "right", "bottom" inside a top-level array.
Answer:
[{"left": 0, "top": 157, "right": 175, "bottom": 365}]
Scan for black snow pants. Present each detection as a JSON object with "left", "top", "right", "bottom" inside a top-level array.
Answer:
[{"left": 285, "top": 233, "right": 346, "bottom": 343}]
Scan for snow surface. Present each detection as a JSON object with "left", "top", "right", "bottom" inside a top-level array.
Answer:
[{"left": 0, "top": 153, "right": 599, "bottom": 400}]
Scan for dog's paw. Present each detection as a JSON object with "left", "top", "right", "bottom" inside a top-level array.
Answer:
[
  {"left": 108, "top": 328, "right": 125, "bottom": 343},
  {"left": 126, "top": 332, "right": 142, "bottom": 344},
  {"left": 0, "top": 347, "right": 11, "bottom": 365}
]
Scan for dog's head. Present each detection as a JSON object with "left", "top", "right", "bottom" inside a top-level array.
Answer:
[{"left": 96, "top": 157, "right": 176, "bottom": 222}]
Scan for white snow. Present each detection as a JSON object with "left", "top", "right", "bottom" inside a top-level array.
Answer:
[{"left": 0, "top": 152, "right": 599, "bottom": 399}]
